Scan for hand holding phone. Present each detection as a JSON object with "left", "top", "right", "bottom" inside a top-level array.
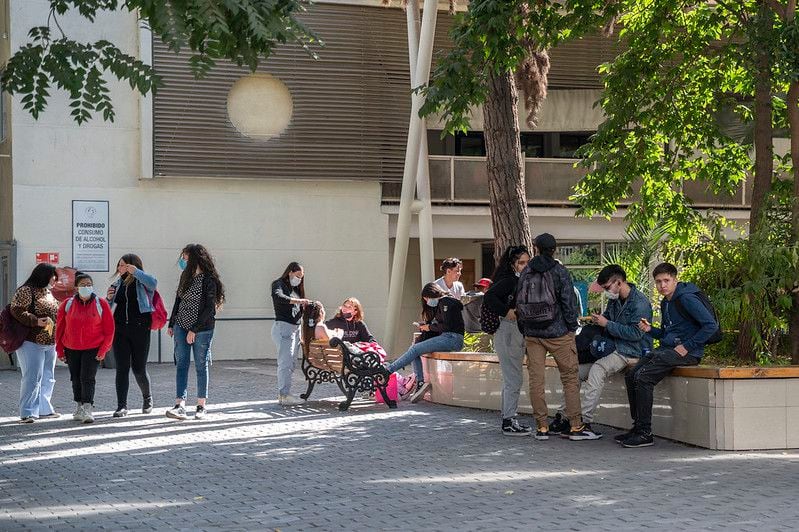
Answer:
[{"left": 639, "top": 318, "right": 651, "bottom": 332}]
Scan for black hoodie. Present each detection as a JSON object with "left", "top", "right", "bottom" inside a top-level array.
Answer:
[{"left": 517, "top": 255, "right": 579, "bottom": 338}]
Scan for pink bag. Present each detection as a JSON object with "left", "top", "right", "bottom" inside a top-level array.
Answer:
[{"left": 375, "top": 372, "right": 399, "bottom": 403}]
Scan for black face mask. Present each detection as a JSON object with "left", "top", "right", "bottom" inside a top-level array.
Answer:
[{"left": 341, "top": 311, "right": 354, "bottom": 320}]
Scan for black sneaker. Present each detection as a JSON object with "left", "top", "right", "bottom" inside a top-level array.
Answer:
[
  {"left": 502, "top": 418, "right": 532, "bottom": 437},
  {"left": 621, "top": 431, "right": 654, "bottom": 448},
  {"left": 614, "top": 429, "right": 636, "bottom": 443},
  {"left": 409, "top": 381, "right": 431, "bottom": 404},
  {"left": 568, "top": 423, "right": 603, "bottom": 441},
  {"left": 548, "top": 413, "right": 570, "bottom": 435},
  {"left": 534, "top": 427, "right": 550, "bottom": 441},
  {"left": 113, "top": 408, "right": 128, "bottom": 418},
  {"left": 142, "top": 396, "right": 153, "bottom": 414}
]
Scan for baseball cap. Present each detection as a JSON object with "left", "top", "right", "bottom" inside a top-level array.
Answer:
[{"left": 474, "top": 278, "right": 492, "bottom": 289}]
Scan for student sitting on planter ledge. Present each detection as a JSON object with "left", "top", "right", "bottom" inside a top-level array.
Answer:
[{"left": 621, "top": 262, "right": 720, "bottom": 448}]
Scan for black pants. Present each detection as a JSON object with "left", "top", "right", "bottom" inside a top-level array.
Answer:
[
  {"left": 66, "top": 348, "right": 101, "bottom": 405},
  {"left": 625, "top": 347, "right": 699, "bottom": 434},
  {"left": 114, "top": 319, "right": 152, "bottom": 409}
]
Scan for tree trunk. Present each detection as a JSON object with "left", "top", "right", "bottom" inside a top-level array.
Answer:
[
  {"left": 787, "top": 1, "right": 799, "bottom": 364},
  {"left": 748, "top": 1, "right": 774, "bottom": 232},
  {"left": 483, "top": 70, "right": 532, "bottom": 266}
]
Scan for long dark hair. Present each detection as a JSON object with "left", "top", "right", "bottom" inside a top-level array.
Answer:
[
  {"left": 114, "top": 253, "right": 144, "bottom": 286},
  {"left": 301, "top": 300, "right": 323, "bottom": 355},
  {"left": 177, "top": 244, "right": 225, "bottom": 306},
  {"left": 420, "top": 282, "right": 448, "bottom": 322},
  {"left": 492, "top": 245, "right": 531, "bottom": 280},
  {"left": 279, "top": 261, "right": 305, "bottom": 299},
  {"left": 22, "top": 263, "right": 57, "bottom": 289}
]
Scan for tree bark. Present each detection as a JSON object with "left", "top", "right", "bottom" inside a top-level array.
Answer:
[
  {"left": 786, "top": 1, "right": 799, "bottom": 364},
  {"left": 483, "top": 70, "right": 533, "bottom": 267},
  {"left": 748, "top": 1, "right": 774, "bottom": 232}
]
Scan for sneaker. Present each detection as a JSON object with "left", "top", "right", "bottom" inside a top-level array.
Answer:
[
  {"left": 409, "top": 381, "right": 432, "bottom": 404},
  {"left": 195, "top": 405, "right": 207, "bottom": 419},
  {"left": 534, "top": 427, "right": 550, "bottom": 441},
  {"left": 402, "top": 374, "right": 418, "bottom": 395},
  {"left": 81, "top": 404, "right": 94, "bottom": 424},
  {"left": 72, "top": 403, "right": 84, "bottom": 421},
  {"left": 39, "top": 412, "right": 61, "bottom": 419},
  {"left": 614, "top": 429, "right": 636, "bottom": 444},
  {"left": 19, "top": 416, "right": 35, "bottom": 424},
  {"left": 622, "top": 431, "right": 654, "bottom": 448},
  {"left": 568, "top": 423, "right": 603, "bottom": 441},
  {"left": 548, "top": 413, "right": 570, "bottom": 435},
  {"left": 142, "top": 396, "right": 153, "bottom": 414},
  {"left": 502, "top": 417, "right": 532, "bottom": 437},
  {"left": 165, "top": 404, "right": 188, "bottom": 420},
  {"left": 278, "top": 394, "right": 305, "bottom": 406},
  {"left": 113, "top": 408, "right": 128, "bottom": 418}
]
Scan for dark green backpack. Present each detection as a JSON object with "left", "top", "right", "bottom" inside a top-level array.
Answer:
[{"left": 673, "top": 291, "right": 722, "bottom": 345}]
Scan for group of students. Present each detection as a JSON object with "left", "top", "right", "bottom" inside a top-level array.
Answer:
[
  {"left": 10, "top": 235, "right": 718, "bottom": 448},
  {"left": 10, "top": 243, "right": 225, "bottom": 423}
]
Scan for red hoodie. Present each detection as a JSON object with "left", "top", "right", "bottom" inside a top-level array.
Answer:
[{"left": 55, "top": 295, "right": 115, "bottom": 359}]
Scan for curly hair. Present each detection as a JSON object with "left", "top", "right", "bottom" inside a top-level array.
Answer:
[{"left": 177, "top": 244, "right": 225, "bottom": 306}]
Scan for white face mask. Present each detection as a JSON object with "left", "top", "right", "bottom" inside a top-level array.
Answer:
[
  {"left": 78, "top": 286, "right": 94, "bottom": 299},
  {"left": 290, "top": 275, "right": 302, "bottom": 287},
  {"left": 604, "top": 290, "right": 620, "bottom": 300},
  {"left": 515, "top": 271, "right": 521, "bottom": 278},
  {"left": 426, "top": 297, "right": 440, "bottom": 308}
]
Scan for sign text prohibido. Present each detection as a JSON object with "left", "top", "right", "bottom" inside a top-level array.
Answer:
[{"left": 72, "top": 200, "right": 109, "bottom": 272}]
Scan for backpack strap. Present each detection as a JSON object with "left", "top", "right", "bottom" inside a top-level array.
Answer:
[{"left": 65, "top": 296, "right": 103, "bottom": 317}]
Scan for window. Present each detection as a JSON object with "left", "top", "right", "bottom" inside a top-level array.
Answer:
[
  {"left": 455, "top": 132, "right": 486, "bottom": 156},
  {"left": 520, "top": 132, "right": 544, "bottom": 157},
  {"left": 556, "top": 132, "right": 593, "bottom": 158}
]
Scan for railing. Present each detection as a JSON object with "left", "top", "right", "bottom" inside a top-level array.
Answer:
[{"left": 382, "top": 156, "right": 751, "bottom": 208}]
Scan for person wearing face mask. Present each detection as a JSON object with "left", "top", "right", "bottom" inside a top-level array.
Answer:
[
  {"left": 10, "top": 263, "right": 60, "bottom": 423},
  {"left": 271, "top": 262, "right": 311, "bottom": 406},
  {"left": 550, "top": 264, "right": 653, "bottom": 438},
  {"left": 166, "top": 244, "right": 225, "bottom": 421},
  {"left": 106, "top": 254, "right": 158, "bottom": 418},
  {"left": 315, "top": 297, "right": 375, "bottom": 343},
  {"left": 482, "top": 245, "right": 533, "bottom": 436},
  {"left": 385, "top": 283, "right": 464, "bottom": 403},
  {"left": 55, "top": 272, "right": 115, "bottom": 423}
]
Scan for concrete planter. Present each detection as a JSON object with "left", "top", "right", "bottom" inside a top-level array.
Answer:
[{"left": 422, "top": 352, "right": 799, "bottom": 450}]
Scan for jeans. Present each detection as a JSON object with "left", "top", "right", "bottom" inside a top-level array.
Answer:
[
  {"left": 557, "top": 352, "right": 634, "bottom": 423},
  {"left": 525, "top": 333, "right": 582, "bottom": 430},
  {"left": 271, "top": 321, "right": 300, "bottom": 396},
  {"left": 66, "top": 348, "right": 101, "bottom": 404},
  {"left": 387, "top": 332, "right": 464, "bottom": 382},
  {"left": 625, "top": 347, "right": 699, "bottom": 433},
  {"left": 493, "top": 318, "right": 526, "bottom": 419},
  {"left": 16, "top": 341, "right": 57, "bottom": 418},
  {"left": 174, "top": 325, "right": 213, "bottom": 401},
  {"left": 114, "top": 320, "right": 152, "bottom": 409}
]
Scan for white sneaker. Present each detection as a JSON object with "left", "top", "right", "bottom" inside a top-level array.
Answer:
[
  {"left": 81, "top": 404, "right": 94, "bottom": 424},
  {"left": 72, "top": 403, "right": 84, "bottom": 421},
  {"left": 279, "top": 394, "right": 305, "bottom": 406},
  {"left": 194, "top": 405, "right": 207, "bottom": 419},
  {"left": 165, "top": 404, "right": 188, "bottom": 420}
]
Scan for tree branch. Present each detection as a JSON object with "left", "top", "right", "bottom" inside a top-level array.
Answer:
[{"left": 763, "top": 0, "right": 787, "bottom": 19}]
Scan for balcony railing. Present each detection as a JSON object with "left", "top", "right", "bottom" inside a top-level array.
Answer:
[{"left": 382, "top": 156, "right": 751, "bottom": 208}]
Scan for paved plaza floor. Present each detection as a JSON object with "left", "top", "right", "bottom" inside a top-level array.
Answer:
[{"left": 1, "top": 360, "right": 798, "bottom": 531}]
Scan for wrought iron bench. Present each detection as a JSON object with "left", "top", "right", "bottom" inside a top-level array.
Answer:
[{"left": 300, "top": 337, "right": 397, "bottom": 411}]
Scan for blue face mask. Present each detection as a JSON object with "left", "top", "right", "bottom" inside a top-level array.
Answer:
[
  {"left": 178, "top": 258, "right": 187, "bottom": 271},
  {"left": 78, "top": 286, "right": 94, "bottom": 299},
  {"left": 426, "top": 297, "right": 439, "bottom": 307}
]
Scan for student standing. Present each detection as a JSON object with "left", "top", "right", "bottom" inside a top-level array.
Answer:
[{"left": 271, "top": 262, "right": 311, "bottom": 406}]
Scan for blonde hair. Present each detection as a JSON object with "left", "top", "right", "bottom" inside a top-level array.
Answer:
[{"left": 337, "top": 297, "right": 364, "bottom": 322}]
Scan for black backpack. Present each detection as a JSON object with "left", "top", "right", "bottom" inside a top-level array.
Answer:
[
  {"left": 516, "top": 269, "right": 558, "bottom": 328},
  {"left": 673, "top": 290, "right": 723, "bottom": 345}
]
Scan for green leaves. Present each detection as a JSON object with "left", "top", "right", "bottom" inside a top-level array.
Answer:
[{"left": 2, "top": 0, "right": 320, "bottom": 123}]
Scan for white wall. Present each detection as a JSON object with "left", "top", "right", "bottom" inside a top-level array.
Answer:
[{"left": 10, "top": 1, "right": 391, "bottom": 360}]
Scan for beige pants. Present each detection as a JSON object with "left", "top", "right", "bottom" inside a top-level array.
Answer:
[{"left": 525, "top": 332, "right": 582, "bottom": 430}]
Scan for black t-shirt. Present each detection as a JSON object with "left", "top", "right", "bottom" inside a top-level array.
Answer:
[
  {"left": 324, "top": 316, "right": 375, "bottom": 343},
  {"left": 113, "top": 280, "right": 148, "bottom": 325},
  {"left": 427, "top": 296, "right": 465, "bottom": 335}
]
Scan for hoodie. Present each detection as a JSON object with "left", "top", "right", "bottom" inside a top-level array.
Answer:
[
  {"left": 648, "top": 282, "right": 717, "bottom": 358},
  {"left": 517, "top": 255, "right": 578, "bottom": 338},
  {"left": 482, "top": 270, "right": 518, "bottom": 318}
]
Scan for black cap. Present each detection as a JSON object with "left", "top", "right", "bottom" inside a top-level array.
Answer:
[{"left": 534, "top": 233, "right": 557, "bottom": 250}]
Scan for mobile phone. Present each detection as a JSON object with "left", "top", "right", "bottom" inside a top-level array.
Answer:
[
  {"left": 412, "top": 321, "right": 421, "bottom": 327},
  {"left": 578, "top": 316, "right": 593, "bottom": 324}
]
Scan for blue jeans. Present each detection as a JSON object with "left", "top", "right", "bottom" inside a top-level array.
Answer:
[
  {"left": 271, "top": 321, "right": 300, "bottom": 396},
  {"left": 387, "top": 332, "right": 464, "bottom": 382},
  {"left": 16, "top": 341, "right": 57, "bottom": 418},
  {"left": 174, "top": 325, "right": 213, "bottom": 401}
]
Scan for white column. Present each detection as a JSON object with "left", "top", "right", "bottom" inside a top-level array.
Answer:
[
  {"left": 384, "top": 0, "right": 438, "bottom": 353},
  {"left": 406, "top": 0, "right": 436, "bottom": 285}
]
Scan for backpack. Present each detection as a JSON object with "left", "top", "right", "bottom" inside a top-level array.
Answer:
[
  {"left": 65, "top": 296, "right": 103, "bottom": 316},
  {"left": 516, "top": 269, "right": 558, "bottom": 328},
  {"left": 672, "top": 290, "right": 723, "bottom": 345},
  {"left": 149, "top": 290, "right": 168, "bottom": 330},
  {"left": 0, "top": 288, "right": 36, "bottom": 354}
]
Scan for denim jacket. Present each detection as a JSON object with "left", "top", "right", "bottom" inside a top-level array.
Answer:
[
  {"left": 109, "top": 269, "right": 157, "bottom": 313},
  {"left": 602, "top": 283, "right": 653, "bottom": 358}
]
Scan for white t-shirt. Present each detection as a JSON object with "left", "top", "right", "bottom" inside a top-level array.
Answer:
[{"left": 434, "top": 277, "right": 465, "bottom": 300}]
